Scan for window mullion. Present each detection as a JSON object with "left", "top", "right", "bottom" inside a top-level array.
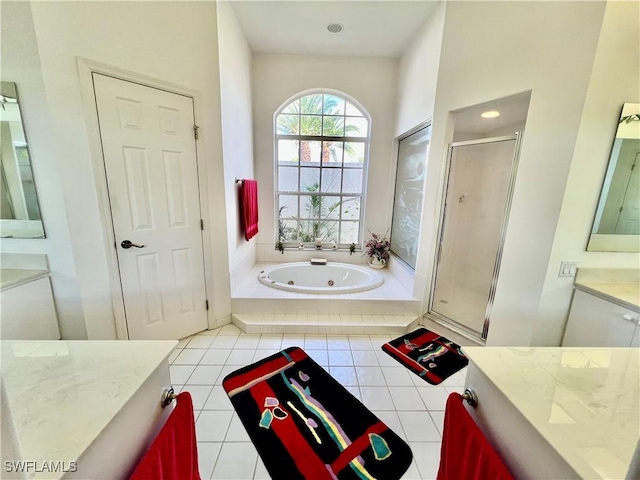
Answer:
[
  {"left": 275, "top": 139, "right": 280, "bottom": 241},
  {"left": 276, "top": 134, "right": 366, "bottom": 143},
  {"left": 338, "top": 193, "right": 343, "bottom": 244},
  {"left": 297, "top": 140, "right": 302, "bottom": 240},
  {"left": 297, "top": 191, "right": 342, "bottom": 197},
  {"left": 297, "top": 194, "right": 301, "bottom": 241},
  {"left": 318, "top": 106, "right": 325, "bottom": 242}
]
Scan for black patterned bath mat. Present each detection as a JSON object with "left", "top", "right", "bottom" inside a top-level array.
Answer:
[
  {"left": 223, "top": 347, "right": 413, "bottom": 480},
  {"left": 382, "top": 328, "right": 468, "bottom": 385}
]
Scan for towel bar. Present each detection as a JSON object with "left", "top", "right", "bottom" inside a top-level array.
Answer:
[
  {"left": 161, "top": 386, "right": 176, "bottom": 408},
  {"left": 235, "top": 177, "right": 246, "bottom": 184},
  {"left": 462, "top": 387, "right": 478, "bottom": 407}
]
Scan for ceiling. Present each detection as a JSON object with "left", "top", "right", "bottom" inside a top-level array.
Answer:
[
  {"left": 228, "top": 1, "right": 440, "bottom": 58},
  {"left": 453, "top": 93, "right": 533, "bottom": 135}
]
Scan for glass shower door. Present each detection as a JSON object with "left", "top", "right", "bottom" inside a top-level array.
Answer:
[{"left": 431, "top": 136, "right": 519, "bottom": 338}]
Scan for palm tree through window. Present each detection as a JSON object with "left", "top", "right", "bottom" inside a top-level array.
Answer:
[{"left": 275, "top": 92, "right": 369, "bottom": 247}]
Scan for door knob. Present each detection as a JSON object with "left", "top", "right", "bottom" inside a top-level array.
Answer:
[{"left": 121, "top": 240, "right": 145, "bottom": 249}]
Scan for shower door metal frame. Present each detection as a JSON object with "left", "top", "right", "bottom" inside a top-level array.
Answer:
[{"left": 428, "top": 133, "right": 523, "bottom": 342}]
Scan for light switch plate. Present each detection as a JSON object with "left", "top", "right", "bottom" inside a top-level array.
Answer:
[{"left": 559, "top": 261, "right": 578, "bottom": 277}]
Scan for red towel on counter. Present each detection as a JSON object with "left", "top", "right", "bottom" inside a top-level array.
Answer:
[
  {"left": 241, "top": 179, "right": 259, "bottom": 241},
  {"left": 437, "top": 393, "right": 514, "bottom": 480},
  {"left": 129, "top": 392, "right": 200, "bottom": 480}
]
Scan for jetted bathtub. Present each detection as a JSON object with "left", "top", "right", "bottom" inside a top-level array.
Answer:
[{"left": 258, "top": 262, "right": 384, "bottom": 294}]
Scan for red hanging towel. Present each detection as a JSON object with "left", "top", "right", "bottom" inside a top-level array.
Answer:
[
  {"left": 437, "top": 392, "right": 514, "bottom": 480},
  {"left": 129, "top": 392, "right": 200, "bottom": 480},
  {"left": 241, "top": 179, "right": 259, "bottom": 241}
]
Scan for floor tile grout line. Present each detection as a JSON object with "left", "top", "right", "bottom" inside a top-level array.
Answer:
[
  {"left": 250, "top": 452, "right": 260, "bottom": 480},
  {"left": 207, "top": 441, "right": 222, "bottom": 480}
]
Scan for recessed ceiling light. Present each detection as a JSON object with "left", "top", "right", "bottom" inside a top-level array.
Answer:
[
  {"left": 481, "top": 110, "right": 500, "bottom": 118},
  {"left": 327, "top": 23, "right": 343, "bottom": 34}
]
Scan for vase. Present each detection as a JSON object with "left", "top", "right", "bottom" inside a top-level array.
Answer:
[{"left": 368, "top": 258, "right": 387, "bottom": 269}]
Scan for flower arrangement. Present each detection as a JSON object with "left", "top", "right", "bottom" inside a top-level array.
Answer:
[{"left": 364, "top": 231, "right": 391, "bottom": 264}]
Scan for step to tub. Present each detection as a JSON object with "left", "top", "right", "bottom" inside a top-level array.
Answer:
[
  {"left": 231, "top": 313, "right": 420, "bottom": 335},
  {"left": 231, "top": 297, "right": 421, "bottom": 316}
]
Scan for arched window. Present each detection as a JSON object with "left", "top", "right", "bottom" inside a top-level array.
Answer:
[{"left": 275, "top": 91, "right": 370, "bottom": 247}]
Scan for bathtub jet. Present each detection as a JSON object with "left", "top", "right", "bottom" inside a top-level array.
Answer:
[{"left": 258, "top": 262, "right": 384, "bottom": 294}]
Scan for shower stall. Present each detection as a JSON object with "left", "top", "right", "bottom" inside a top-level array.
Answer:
[{"left": 429, "top": 134, "right": 521, "bottom": 341}]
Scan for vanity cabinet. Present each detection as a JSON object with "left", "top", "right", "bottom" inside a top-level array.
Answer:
[
  {"left": 463, "top": 347, "right": 639, "bottom": 479},
  {"left": 562, "top": 289, "right": 639, "bottom": 347},
  {"left": 462, "top": 362, "right": 577, "bottom": 479},
  {"left": 1, "top": 341, "right": 176, "bottom": 480}
]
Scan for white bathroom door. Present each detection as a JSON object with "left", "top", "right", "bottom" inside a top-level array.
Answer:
[{"left": 93, "top": 73, "right": 208, "bottom": 340}]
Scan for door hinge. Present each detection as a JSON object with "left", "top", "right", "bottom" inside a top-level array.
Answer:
[
  {"left": 200, "top": 219, "right": 204, "bottom": 230},
  {"left": 205, "top": 300, "right": 209, "bottom": 310},
  {"left": 194, "top": 125, "right": 200, "bottom": 140}
]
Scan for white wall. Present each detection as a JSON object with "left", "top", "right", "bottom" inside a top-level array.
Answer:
[
  {"left": 535, "top": 1, "right": 640, "bottom": 345},
  {"left": 416, "top": 1, "right": 607, "bottom": 345},
  {"left": 1, "top": 1, "right": 86, "bottom": 339},
  {"left": 392, "top": 3, "right": 445, "bottom": 299},
  {"left": 7, "top": 1, "right": 232, "bottom": 338},
  {"left": 252, "top": 54, "right": 398, "bottom": 263},
  {"left": 395, "top": 2, "right": 445, "bottom": 138},
  {"left": 216, "top": 2, "right": 257, "bottom": 291}
]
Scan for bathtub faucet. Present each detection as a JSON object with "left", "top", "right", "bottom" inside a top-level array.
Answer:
[{"left": 315, "top": 238, "right": 323, "bottom": 250}]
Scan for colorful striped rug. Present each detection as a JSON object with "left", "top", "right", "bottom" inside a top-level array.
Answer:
[
  {"left": 381, "top": 328, "right": 468, "bottom": 385},
  {"left": 223, "top": 347, "right": 413, "bottom": 480}
]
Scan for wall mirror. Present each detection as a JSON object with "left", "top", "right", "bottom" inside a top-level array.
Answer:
[
  {"left": 587, "top": 103, "right": 640, "bottom": 252},
  {"left": 0, "top": 81, "right": 45, "bottom": 238}
]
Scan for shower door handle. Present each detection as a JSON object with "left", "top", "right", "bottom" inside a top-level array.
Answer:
[{"left": 437, "top": 206, "right": 447, "bottom": 264}]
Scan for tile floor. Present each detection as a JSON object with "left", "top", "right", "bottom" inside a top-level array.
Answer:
[{"left": 170, "top": 323, "right": 468, "bottom": 480}]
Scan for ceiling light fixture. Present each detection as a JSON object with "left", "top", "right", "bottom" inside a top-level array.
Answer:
[
  {"left": 481, "top": 110, "right": 500, "bottom": 118},
  {"left": 327, "top": 23, "right": 343, "bottom": 34}
]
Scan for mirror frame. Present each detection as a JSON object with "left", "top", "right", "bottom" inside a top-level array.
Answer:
[
  {"left": 0, "top": 81, "right": 45, "bottom": 239},
  {"left": 587, "top": 103, "right": 640, "bottom": 252}
]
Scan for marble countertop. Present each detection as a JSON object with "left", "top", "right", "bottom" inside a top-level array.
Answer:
[
  {"left": 1, "top": 340, "right": 176, "bottom": 479},
  {"left": 574, "top": 268, "right": 639, "bottom": 311},
  {"left": 0, "top": 269, "right": 50, "bottom": 291},
  {"left": 464, "top": 347, "right": 639, "bottom": 480}
]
